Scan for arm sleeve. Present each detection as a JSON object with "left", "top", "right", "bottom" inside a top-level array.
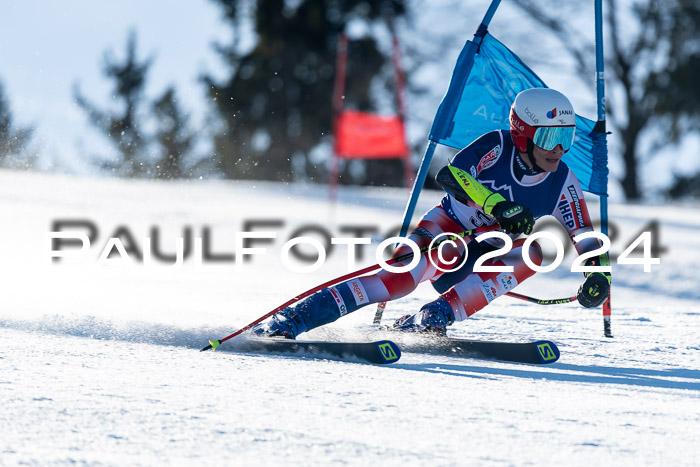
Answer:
[
  {"left": 441, "top": 130, "right": 507, "bottom": 214},
  {"left": 450, "top": 130, "right": 504, "bottom": 176},
  {"left": 440, "top": 165, "right": 506, "bottom": 215},
  {"left": 551, "top": 170, "right": 599, "bottom": 255}
]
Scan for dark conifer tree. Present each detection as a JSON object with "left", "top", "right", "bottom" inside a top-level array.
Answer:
[
  {"left": 75, "top": 31, "right": 198, "bottom": 179},
  {"left": 74, "top": 30, "right": 153, "bottom": 177},
  {"left": 152, "top": 87, "right": 196, "bottom": 179},
  {"left": 0, "top": 80, "right": 33, "bottom": 168},
  {"left": 203, "top": 0, "right": 408, "bottom": 185}
]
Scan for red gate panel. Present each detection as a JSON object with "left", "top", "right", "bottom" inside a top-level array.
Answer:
[{"left": 334, "top": 110, "right": 409, "bottom": 159}]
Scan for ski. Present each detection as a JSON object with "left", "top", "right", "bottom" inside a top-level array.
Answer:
[
  {"left": 412, "top": 337, "right": 560, "bottom": 364},
  {"left": 233, "top": 338, "right": 402, "bottom": 365}
]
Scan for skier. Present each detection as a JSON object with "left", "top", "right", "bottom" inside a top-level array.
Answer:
[{"left": 253, "top": 87, "right": 611, "bottom": 338}]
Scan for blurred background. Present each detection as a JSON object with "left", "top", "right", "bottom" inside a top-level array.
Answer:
[{"left": 1, "top": 0, "right": 699, "bottom": 201}]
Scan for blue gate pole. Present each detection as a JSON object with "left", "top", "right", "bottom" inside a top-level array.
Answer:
[
  {"left": 397, "top": 0, "right": 502, "bottom": 238},
  {"left": 594, "top": 0, "right": 613, "bottom": 337},
  {"left": 398, "top": 140, "right": 436, "bottom": 237},
  {"left": 372, "top": 0, "right": 503, "bottom": 325},
  {"left": 595, "top": 0, "right": 607, "bottom": 236}
]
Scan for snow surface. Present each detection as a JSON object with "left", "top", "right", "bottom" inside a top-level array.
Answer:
[{"left": 1, "top": 169, "right": 699, "bottom": 465}]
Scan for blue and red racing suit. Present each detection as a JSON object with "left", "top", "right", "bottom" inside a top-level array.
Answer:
[
  {"left": 326, "top": 129, "right": 602, "bottom": 322},
  {"left": 255, "top": 130, "right": 608, "bottom": 337}
]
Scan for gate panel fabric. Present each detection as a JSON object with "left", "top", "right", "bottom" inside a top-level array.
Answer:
[
  {"left": 334, "top": 111, "right": 409, "bottom": 159},
  {"left": 429, "top": 33, "right": 608, "bottom": 195}
]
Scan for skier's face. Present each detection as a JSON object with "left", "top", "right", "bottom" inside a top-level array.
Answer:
[{"left": 531, "top": 144, "right": 564, "bottom": 172}]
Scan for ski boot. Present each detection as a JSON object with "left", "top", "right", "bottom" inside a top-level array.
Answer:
[
  {"left": 392, "top": 297, "right": 455, "bottom": 336},
  {"left": 251, "top": 287, "right": 362, "bottom": 339},
  {"left": 251, "top": 307, "right": 307, "bottom": 339}
]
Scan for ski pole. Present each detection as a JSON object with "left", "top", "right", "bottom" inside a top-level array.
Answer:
[
  {"left": 201, "top": 226, "right": 497, "bottom": 352},
  {"left": 375, "top": 287, "right": 578, "bottom": 324},
  {"left": 504, "top": 291, "right": 578, "bottom": 305}
]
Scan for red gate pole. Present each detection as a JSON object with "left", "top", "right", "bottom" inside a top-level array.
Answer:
[{"left": 329, "top": 34, "right": 349, "bottom": 202}]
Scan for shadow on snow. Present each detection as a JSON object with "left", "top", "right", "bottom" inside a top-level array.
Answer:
[{"left": 391, "top": 360, "right": 700, "bottom": 392}]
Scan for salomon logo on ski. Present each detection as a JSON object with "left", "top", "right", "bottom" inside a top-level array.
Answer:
[
  {"left": 376, "top": 341, "right": 400, "bottom": 363},
  {"left": 535, "top": 341, "right": 560, "bottom": 363}
]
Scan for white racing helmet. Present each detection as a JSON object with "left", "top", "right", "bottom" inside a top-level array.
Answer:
[{"left": 509, "top": 88, "right": 576, "bottom": 154}]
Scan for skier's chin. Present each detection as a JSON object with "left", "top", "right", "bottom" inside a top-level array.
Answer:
[{"left": 543, "top": 158, "right": 560, "bottom": 172}]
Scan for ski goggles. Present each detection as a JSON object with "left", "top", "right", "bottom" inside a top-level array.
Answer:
[{"left": 533, "top": 125, "right": 576, "bottom": 152}]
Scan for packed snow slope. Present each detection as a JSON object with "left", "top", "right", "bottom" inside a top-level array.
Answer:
[{"left": 1, "top": 169, "right": 699, "bottom": 465}]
